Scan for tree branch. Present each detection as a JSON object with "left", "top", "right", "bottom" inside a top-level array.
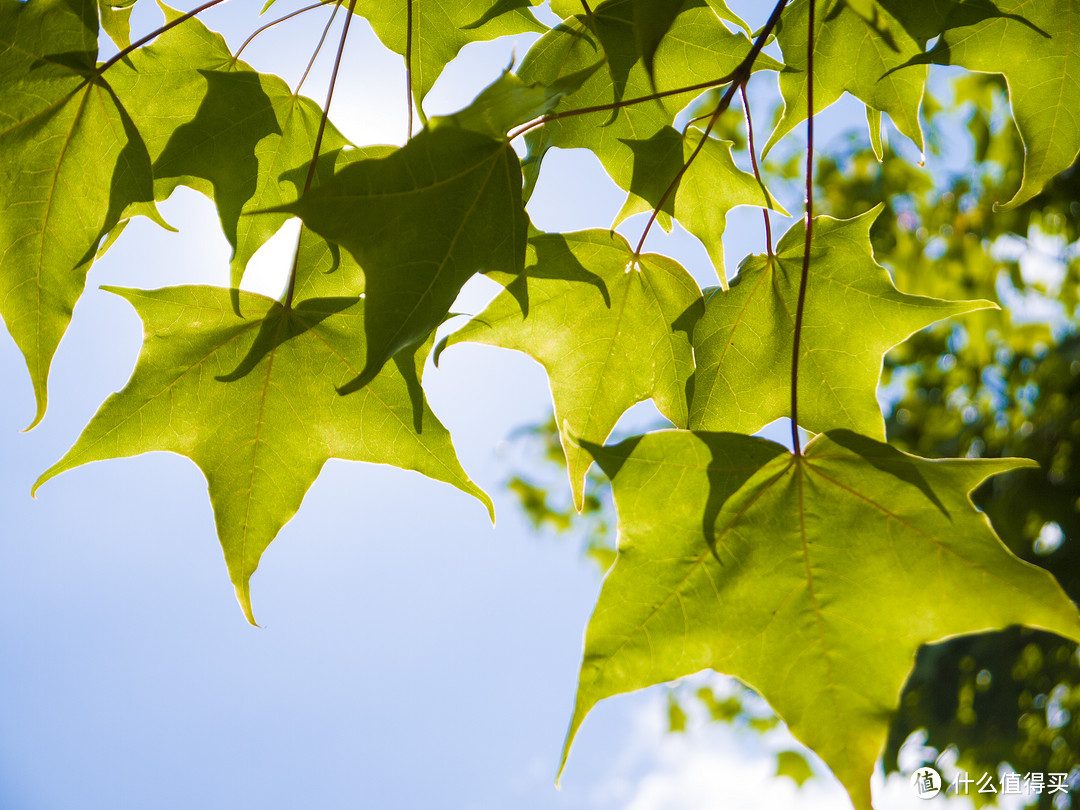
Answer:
[
  {"left": 790, "top": 0, "right": 815, "bottom": 456},
  {"left": 284, "top": 0, "right": 359, "bottom": 309}
]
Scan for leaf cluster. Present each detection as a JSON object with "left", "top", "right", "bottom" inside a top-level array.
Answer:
[{"left": 3, "top": 0, "right": 1080, "bottom": 807}]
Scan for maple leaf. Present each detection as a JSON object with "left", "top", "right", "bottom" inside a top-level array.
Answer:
[
  {"left": 436, "top": 229, "right": 703, "bottom": 509},
  {"left": 278, "top": 125, "right": 527, "bottom": 390},
  {"left": 350, "top": 0, "right": 548, "bottom": 123},
  {"left": 764, "top": 0, "right": 926, "bottom": 156},
  {"left": 563, "top": 428, "right": 1080, "bottom": 810},
  {"left": 614, "top": 126, "right": 788, "bottom": 281},
  {"left": 900, "top": 0, "right": 1080, "bottom": 209},
  {"left": 517, "top": 0, "right": 782, "bottom": 233},
  {"left": 34, "top": 284, "right": 491, "bottom": 624},
  {"left": 0, "top": 0, "right": 159, "bottom": 427},
  {"left": 107, "top": 6, "right": 352, "bottom": 293},
  {"left": 689, "top": 207, "right": 993, "bottom": 439}
]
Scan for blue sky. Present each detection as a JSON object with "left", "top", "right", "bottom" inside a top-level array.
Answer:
[{"left": 0, "top": 1, "right": 1012, "bottom": 808}]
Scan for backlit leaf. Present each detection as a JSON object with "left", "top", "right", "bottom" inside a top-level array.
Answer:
[
  {"left": 436, "top": 229, "right": 702, "bottom": 508},
  {"left": 280, "top": 125, "right": 528, "bottom": 390},
  {"left": 688, "top": 207, "right": 993, "bottom": 439},
  {"left": 764, "top": 0, "right": 926, "bottom": 155},
  {"left": 908, "top": 0, "right": 1080, "bottom": 208},
  {"left": 35, "top": 285, "right": 490, "bottom": 624},
  {"left": 565, "top": 428, "right": 1080, "bottom": 809},
  {"left": 0, "top": 0, "right": 156, "bottom": 427},
  {"left": 351, "top": 0, "right": 547, "bottom": 122},
  {"left": 517, "top": 0, "right": 781, "bottom": 212},
  {"left": 108, "top": 7, "right": 351, "bottom": 292}
]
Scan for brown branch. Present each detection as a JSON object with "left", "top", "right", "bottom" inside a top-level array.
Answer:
[
  {"left": 97, "top": 0, "right": 231, "bottom": 74},
  {"left": 633, "top": 0, "right": 790, "bottom": 258},
  {"left": 406, "top": 0, "right": 414, "bottom": 138},
  {"left": 740, "top": 82, "right": 773, "bottom": 257},
  {"left": 233, "top": 0, "right": 339, "bottom": 64},
  {"left": 284, "top": 0, "right": 359, "bottom": 309},
  {"left": 296, "top": 0, "right": 343, "bottom": 94},
  {"left": 790, "top": 0, "right": 815, "bottom": 456},
  {"left": 507, "top": 73, "right": 740, "bottom": 141}
]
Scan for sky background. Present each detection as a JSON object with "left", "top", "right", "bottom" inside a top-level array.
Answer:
[{"left": 0, "top": 1, "right": 1027, "bottom": 808}]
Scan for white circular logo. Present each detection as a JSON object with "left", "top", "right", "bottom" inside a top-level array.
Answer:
[{"left": 910, "top": 767, "right": 942, "bottom": 799}]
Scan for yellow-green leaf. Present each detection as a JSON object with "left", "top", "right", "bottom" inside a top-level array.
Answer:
[
  {"left": 564, "top": 428, "right": 1080, "bottom": 810},
  {"left": 689, "top": 207, "right": 993, "bottom": 439},
  {"left": 437, "top": 229, "right": 702, "bottom": 509},
  {"left": 34, "top": 285, "right": 490, "bottom": 624}
]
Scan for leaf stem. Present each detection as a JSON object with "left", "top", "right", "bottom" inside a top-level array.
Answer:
[
  {"left": 740, "top": 82, "right": 772, "bottom": 257},
  {"left": 97, "top": 0, "right": 231, "bottom": 74},
  {"left": 633, "top": 0, "right": 789, "bottom": 258},
  {"left": 406, "top": 0, "right": 414, "bottom": 138},
  {"left": 508, "top": 74, "right": 739, "bottom": 141},
  {"left": 233, "top": 0, "right": 339, "bottom": 64},
  {"left": 790, "top": 0, "right": 815, "bottom": 456},
  {"left": 284, "top": 0, "right": 359, "bottom": 310},
  {"left": 296, "top": 0, "right": 344, "bottom": 94}
]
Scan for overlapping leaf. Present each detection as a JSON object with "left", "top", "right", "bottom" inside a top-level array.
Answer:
[
  {"left": 34, "top": 282, "right": 490, "bottom": 624},
  {"left": 279, "top": 125, "right": 527, "bottom": 390},
  {"left": 0, "top": 0, "right": 157, "bottom": 427},
  {"left": 900, "top": 0, "right": 1080, "bottom": 208},
  {"left": 565, "top": 428, "right": 1080, "bottom": 809},
  {"left": 107, "top": 6, "right": 351, "bottom": 291},
  {"left": 517, "top": 0, "right": 782, "bottom": 229},
  {"left": 764, "top": 0, "right": 926, "bottom": 155},
  {"left": 436, "top": 230, "right": 702, "bottom": 508},
  {"left": 614, "top": 126, "right": 787, "bottom": 281},
  {"left": 689, "top": 207, "right": 993, "bottom": 439},
  {"left": 351, "top": 0, "right": 547, "bottom": 123}
]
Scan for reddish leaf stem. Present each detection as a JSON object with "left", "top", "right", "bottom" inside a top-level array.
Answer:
[
  {"left": 740, "top": 82, "right": 772, "bottom": 257},
  {"left": 284, "top": 0, "right": 359, "bottom": 309},
  {"left": 507, "top": 73, "right": 739, "bottom": 141},
  {"left": 633, "top": 0, "right": 789, "bottom": 258},
  {"left": 233, "top": 0, "right": 339, "bottom": 63},
  {"left": 406, "top": 0, "right": 414, "bottom": 138},
  {"left": 790, "top": 0, "right": 816, "bottom": 456},
  {"left": 296, "top": 0, "right": 344, "bottom": 94},
  {"left": 97, "top": 0, "right": 231, "bottom": 74}
]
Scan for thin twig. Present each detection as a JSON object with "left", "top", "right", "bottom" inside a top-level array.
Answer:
[
  {"left": 406, "top": 0, "right": 414, "bottom": 138},
  {"left": 740, "top": 83, "right": 772, "bottom": 257},
  {"left": 508, "top": 73, "right": 739, "bottom": 141},
  {"left": 284, "top": 0, "right": 359, "bottom": 309},
  {"left": 633, "top": 0, "right": 789, "bottom": 258},
  {"left": 296, "top": 0, "right": 343, "bottom": 94},
  {"left": 233, "top": 0, "right": 338, "bottom": 63},
  {"left": 790, "top": 0, "right": 815, "bottom": 456},
  {"left": 97, "top": 0, "right": 231, "bottom": 74}
]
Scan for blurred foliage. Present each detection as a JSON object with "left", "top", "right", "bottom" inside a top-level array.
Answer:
[{"left": 502, "top": 72, "right": 1080, "bottom": 804}]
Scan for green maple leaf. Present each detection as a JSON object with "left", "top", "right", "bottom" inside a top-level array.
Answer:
[
  {"left": 34, "top": 284, "right": 490, "bottom": 624},
  {"left": 517, "top": 0, "right": 781, "bottom": 218},
  {"left": 632, "top": 0, "right": 751, "bottom": 84},
  {"left": 430, "top": 63, "right": 601, "bottom": 140},
  {"left": 905, "top": 0, "right": 1079, "bottom": 209},
  {"left": 0, "top": 0, "right": 158, "bottom": 427},
  {"left": 564, "top": 428, "right": 1080, "bottom": 810},
  {"left": 279, "top": 125, "right": 527, "bottom": 390},
  {"left": 98, "top": 0, "right": 136, "bottom": 49},
  {"left": 688, "top": 206, "right": 993, "bottom": 439},
  {"left": 436, "top": 230, "right": 703, "bottom": 509},
  {"left": 107, "top": 6, "right": 351, "bottom": 293},
  {"left": 350, "top": 0, "right": 547, "bottom": 123},
  {"left": 764, "top": 0, "right": 926, "bottom": 155},
  {"left": 615, "top": 126, "right": 788, "bottom": 281}
]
